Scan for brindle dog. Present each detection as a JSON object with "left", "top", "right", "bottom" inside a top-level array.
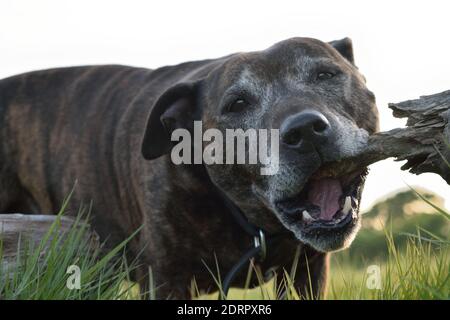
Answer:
[{"left": 0, "top": 37, "right": 378, "bottom": 299}]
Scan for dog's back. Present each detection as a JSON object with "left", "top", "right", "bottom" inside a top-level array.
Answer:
[{"left": 0, "top": 65, "right": 155, "bottom": 244}]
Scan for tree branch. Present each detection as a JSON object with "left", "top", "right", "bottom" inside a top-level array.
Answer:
[{"left": 341, "top": 90, "right": 450, "bottom": 183}]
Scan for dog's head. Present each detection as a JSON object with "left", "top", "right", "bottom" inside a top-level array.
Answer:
[{"left": 142, "top": 37, "right": 379, "bottom": 252}]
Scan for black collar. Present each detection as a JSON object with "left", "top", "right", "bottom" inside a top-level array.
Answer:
[{"left": 213, "top": 184, "right": 286, "bottom": 299}]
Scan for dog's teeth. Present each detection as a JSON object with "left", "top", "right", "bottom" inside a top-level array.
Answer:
[
  {"left": 302, "top": 210, "right": 315, "bottom": 222},
  {"left": 343, "top": 196, "right": 352, "bottom": 214}
]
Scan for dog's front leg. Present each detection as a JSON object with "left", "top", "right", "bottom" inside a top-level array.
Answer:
[{"left": 291, "top": 249, "right": 329, "bottom": 300}]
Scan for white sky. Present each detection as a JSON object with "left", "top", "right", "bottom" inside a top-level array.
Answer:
[{"left": 1, "top": 0, "right": 449, "bottom": 211}]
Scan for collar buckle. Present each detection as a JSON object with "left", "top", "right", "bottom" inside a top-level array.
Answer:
[{"left": 253, "top": 229, "right": 267, "bottom": 261}]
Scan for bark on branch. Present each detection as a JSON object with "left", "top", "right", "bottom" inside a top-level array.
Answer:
[{"left": 340, "top": 90, "right": 450, "bottom": 183}]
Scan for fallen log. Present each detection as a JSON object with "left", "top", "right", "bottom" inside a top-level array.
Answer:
[
  {"left": 323, "top": 90, "right": 450, "bottom": 183},
  {"left": 0, "top": 214, "right": 99, "bottom": 272}
]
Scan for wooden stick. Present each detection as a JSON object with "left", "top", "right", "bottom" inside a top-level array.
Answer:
[{"left": 329, "top": 90, "right": 450, "bottom": 183}]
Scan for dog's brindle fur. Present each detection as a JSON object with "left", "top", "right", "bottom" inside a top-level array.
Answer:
[{"left": 0, "top": 37, "right": 378, "bottom": 299}]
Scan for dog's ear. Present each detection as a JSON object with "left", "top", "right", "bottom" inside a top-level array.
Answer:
[
  {"left": 141, "top": 81, "right": 201, "bottom": 160},
  {"left": 329, "top": 37, "right": 355, "bottom": 64}
]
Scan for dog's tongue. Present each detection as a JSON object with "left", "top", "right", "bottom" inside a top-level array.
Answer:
[{"left": 307, "top": 178, "right": 342, "bottom": 220}]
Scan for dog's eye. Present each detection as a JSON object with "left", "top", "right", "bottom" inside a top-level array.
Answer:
[
  {"left": 226, "top": 98, "right": 249, "bottom": 113},
  {"left": 316, "top": 71, "right": 335, "bottom": 81}
]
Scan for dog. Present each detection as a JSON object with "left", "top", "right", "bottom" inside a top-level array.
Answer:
[{"left": 0, "top": 37, "right": 379, "bottom": 299}]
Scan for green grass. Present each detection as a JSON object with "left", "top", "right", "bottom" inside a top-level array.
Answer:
[
  {"left": 0, "top": 199, "right": 143, "bottom": 300},
  {"left": 328, "top": 231, "right": 449, "bottom": 299},
  {"left": 197, "top": 230, "right": 449, "bottom": 300},
  {"left": 0, "top": 198, "right": 448, "bottom": 300}
]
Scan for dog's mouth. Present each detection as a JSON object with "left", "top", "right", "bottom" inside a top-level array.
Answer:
[{"left": 275, "top": 166, "right": 367, "bottom": 231}]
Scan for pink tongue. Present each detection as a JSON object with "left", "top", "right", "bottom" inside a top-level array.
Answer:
[{"left": 308, "top": 178, "right": 343, "bottom": 221}]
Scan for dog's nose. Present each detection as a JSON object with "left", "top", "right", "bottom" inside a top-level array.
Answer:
[{"left": 280, "top": 110, "right": 331, "bottom": 148}]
